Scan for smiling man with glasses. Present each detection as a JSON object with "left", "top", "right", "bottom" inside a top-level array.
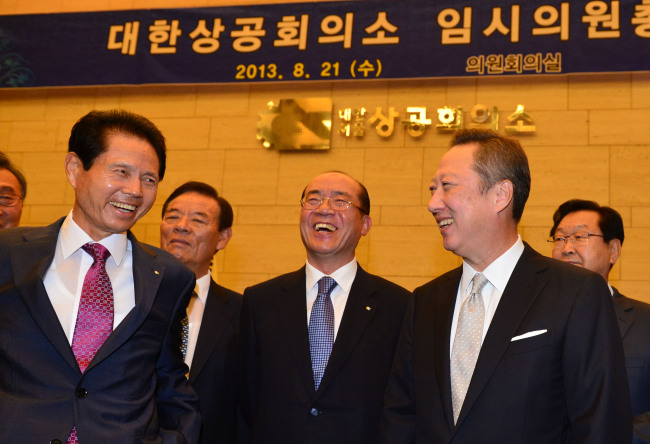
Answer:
[
  {"left": 550, "top": 198, "right": 650, "bottom": 443},
  {"left": 0, "top": 151, "right": 27, "bottom": 229},
  {"left": 239, "top": 171, "right": 410, "bottom": 444}
]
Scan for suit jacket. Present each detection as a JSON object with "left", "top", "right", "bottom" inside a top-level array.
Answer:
[
  {"left": 614, "top": 289, "right": 650, "bottom": 444},
  {"left": 381, "top": 244, "right": 631, "bottom": 443},
  {"left": 0, "top": 218, "right": 201, "bottom": 444},
  {"left": 189, "top": 279, "right": 242, "bottom": 444},
  {"left": 240, "top": 265, "right": 411, "bottom": 444}
]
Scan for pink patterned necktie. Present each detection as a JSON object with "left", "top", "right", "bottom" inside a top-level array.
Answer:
[{"left": 67, "top": 242, "right": 114, "bottom": 444}]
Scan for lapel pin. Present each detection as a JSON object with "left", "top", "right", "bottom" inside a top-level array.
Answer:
[
  {"left": 154, "top": 270, "right": 160, "bottom": 275},
  {"left": 365, "top": 306, "right": 372, "bottom": 311}
]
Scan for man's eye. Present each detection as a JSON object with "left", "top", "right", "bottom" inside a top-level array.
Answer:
[
  {"left": 307, "top": 198, "right": 321, "bottom": 205},
  {"left": 333, "top": 199, "right": 348, "bottom": 207}
]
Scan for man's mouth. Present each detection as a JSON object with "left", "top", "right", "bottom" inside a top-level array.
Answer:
[
  {"left": 110, "top": 201, "right": 137, "bottom": 213},
  {"left": 314, "top": 223, "right": 337, "bottom": 232},
  {"left": 170, "top": 238, "right": 191, "bottom": 246},
  {"left": 438, "top": 217, "right": 454, "bottom": 229}
]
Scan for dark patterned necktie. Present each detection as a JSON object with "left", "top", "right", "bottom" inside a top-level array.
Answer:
[
  {"left": 67, "top": 242, "right": 114, "bottom": 444},
  {"left": 180, "top": 291, "right": 199, "bottom": 362},
  {"left": 308, "top": 276, "right": 337, "bottom": 390}
]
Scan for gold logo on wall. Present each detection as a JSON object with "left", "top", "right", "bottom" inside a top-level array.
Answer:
[{"left": 257, "top": 98, "right": 332, "bottom": 150}]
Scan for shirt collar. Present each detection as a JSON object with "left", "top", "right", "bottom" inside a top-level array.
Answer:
[
  {"left": 305, "top": 258, "right": 358, "bottom": 294},
  {"left": 61, "top": 211, "right": 128, "bottom": 265},
  {"left": 195, "top": 273, "right": 211, "bottom": 305},
  {"left": 461, "top": 234, "right": 525, "bottom": 294}
]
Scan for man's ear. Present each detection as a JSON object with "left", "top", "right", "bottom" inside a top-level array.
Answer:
[
  {"left": 216, "top": 227, "right": 233, "bottom": 251},
  {"left": 65, "top": 152, "right": 82, "bottom": 189},
  {"left": 361, "top": 215, "right": 372, "bottom": 236},
  {"left": 608, "top": 238, "right": 622, "bottom": 267},
  {"left": 494, "top": 180, "right": 514, "bottom": 214}
]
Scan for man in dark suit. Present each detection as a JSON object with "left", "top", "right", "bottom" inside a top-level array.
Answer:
[
  {"left": 240, "top": 171, "right": 410, "bottom": 443},
  {"left": 161, "top": 181, "right": 242, "bottom": 444},
  {"left": 550, "top": 199, "right": 650, "bottom": 443},
  {"left": 381, "top": 129, "right": 631, "bottom": 443},
  {"left": 0, "top": 110, "right": 200, "bottom": 443}
]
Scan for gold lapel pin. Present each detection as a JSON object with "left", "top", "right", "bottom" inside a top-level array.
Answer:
[
  {"left": 365, "top": 306, "right": 372, "bottom": 311},
  {"left": 154, "top": 270, "right": 160, "bottom": 275}
]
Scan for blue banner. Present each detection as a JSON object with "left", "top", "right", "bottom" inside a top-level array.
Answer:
[{"left": 1, "top": 0, "right": 648, "bottom": 88}]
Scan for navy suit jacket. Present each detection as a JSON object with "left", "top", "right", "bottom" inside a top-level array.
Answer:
[
  {"left": 614, "top": 289, "right": 650, "bottom": 444},
  {"left": 240, "top": 265, "right": 411, "bottom": 444},
  {"left": 381, "top": 244, "right": 632, "bottom": 443},
  {"left": 189, "top": 279, "right": 241, "bottom": 444},
  {"left": 0, "top": 219, "right": 201, "bottom": 444}
]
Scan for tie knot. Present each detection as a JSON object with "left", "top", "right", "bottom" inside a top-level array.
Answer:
[
  {"left": 81, "top": 242, "right": 111, "bottom": 264},
  {"left": 317, "top": 276, "right": 337, "bottom": 297},
  {"left": 470, "top": 273, "right": 489, "bottom": 296}
]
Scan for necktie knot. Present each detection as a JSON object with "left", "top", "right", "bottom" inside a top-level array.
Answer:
[
  {"left": 317, "top": 276, "right": 337, "bottom": 297},
  {"left": 470, "top": 273, "right": 489, "bottom": 296},
  {"left": 81, "top": 242, "right": 111, "bottom": 264}
]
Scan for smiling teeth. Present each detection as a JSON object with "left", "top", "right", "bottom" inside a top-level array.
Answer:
[
  {"left": 438, "top": 218, "right": 454, "bottom": 228},
  {"left": 314, "top": 223, "right": 336, "bottom": 232},
  {"left": 111, "top": 201, "right": 136, "bottom": 211}
]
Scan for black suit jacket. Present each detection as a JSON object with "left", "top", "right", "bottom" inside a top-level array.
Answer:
[
  {"left": 0, "top": 219, "right": 201, "bottom": 444},
  {"left": 189, "top": 279, "right": 242, "bottom": 444},
  {"left": 614, "top": 289, "right": 650, "bottom": 444},
  {"left": 240, "top": 265, "right": 411, "bottom": 444},
  {"left": 381, "top": 244, "right": 631, "bottom": 443}
]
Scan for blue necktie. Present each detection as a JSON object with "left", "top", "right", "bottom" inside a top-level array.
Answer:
[{"left": 309, "top": 276, "right": 337, "bottom": 390}]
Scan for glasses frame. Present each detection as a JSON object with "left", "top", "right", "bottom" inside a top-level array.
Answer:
[
  {"left": 0, "top": 192, "right": 22, "bottom": 208},
  {"left": 300, "top": 196, "right": 368, "bottom": 214},
  {"left": 547, "top": 232, "right": 605, "bottom": 248}
]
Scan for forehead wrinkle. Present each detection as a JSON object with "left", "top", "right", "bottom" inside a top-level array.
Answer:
[{"left": 557, "top": 222, "right": 590, "bottom": 233}]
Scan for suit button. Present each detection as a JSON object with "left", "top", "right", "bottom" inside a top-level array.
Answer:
[
  {"left": 309, "top": 408, "right": 319, "bottom": 416},
  {"left": 50, "top": 440, "right": 62, "bottom": 444},
  {"left": 76, "top": 388, "right": 87, "bottom": 398}
]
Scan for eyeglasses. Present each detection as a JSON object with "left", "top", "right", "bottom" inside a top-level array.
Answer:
[
  {"left": 547, "top": 231, "right": 605, "bottom": 248},
  {"left": 0, "top": 192, "right": 22, "bottom": 207},
  {"left": 300, "top": 196, "right": 367, "bottom": 214}
]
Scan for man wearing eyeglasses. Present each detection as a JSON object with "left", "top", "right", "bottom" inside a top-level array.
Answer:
[
  {"left": 550, "top": 199, "right": 650, "bottom": 443},
  {"left": 0, "top": 151, "right": 27, "bottom": 229},
  {"left": 239, "top": 171, "right": 411, "bottom": 443}
]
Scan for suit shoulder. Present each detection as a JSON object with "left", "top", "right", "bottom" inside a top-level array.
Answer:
[
  {"left": 618, "top": 292, "right": 650, "bottom": 317},
  {"left": 0, "top": 225, "right": 43, "bottom": 245},
  {"left": 364, "top": 272, "right": 411, "bottom": 299},
  {"left": 413, "top": 267, "right": 461, "bottom": 295},
  {"left": 212, "top": 281, "right": 243, "bottom": 305},
  {"left": 134, "top": 240, "right": 194, "bottom": 280},
  {"left": 243, "top": 269, "right": 302, "bottom": 295}
]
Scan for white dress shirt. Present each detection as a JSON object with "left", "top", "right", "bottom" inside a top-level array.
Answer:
[
  {"left": 449, "top": 235, "right": 525, "bottom": 356},
  {"left": 184, "top": 272, "right": 210, "bottom": 370},
  {"left": 305, "top": 258, "right": 358, "bottom": 339},
  {"left": 43, "top": 212, "right": 136, "bottom": 344}
]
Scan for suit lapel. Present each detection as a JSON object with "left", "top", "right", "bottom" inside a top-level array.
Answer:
[
  {"left": 274, "top": 268, "right": 315, "bottom": 394},
  {"left": 455, "top": 245, "right": 547, "bottom": 428},
  {"left": 612, "top": 289, "right": 634, "bottom": 339},
  {"left": 88, "top": 234, "right": 164, "bottom": 371},
  {"left": 11, "top": 219, "right": 79, "bottom": 371},
  {"left": 431, "top": 267, "right": 462, "bottom": 430},
  {"left": 189, "top": 280, "right": 235, "bottom": 382},
  {"left": 316, "top": 266, "right": 377, "bottom": 396}
]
